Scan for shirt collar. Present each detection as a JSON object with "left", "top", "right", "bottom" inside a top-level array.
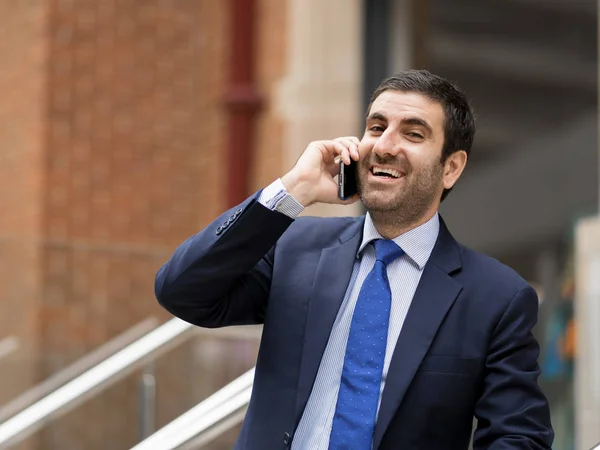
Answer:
[{"left": 357, "top": 212, "right": 440, "bottom": 270}]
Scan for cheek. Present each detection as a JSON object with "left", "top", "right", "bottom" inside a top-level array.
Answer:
[
  {"left": 358, "top": 138, "right": 373, "bottom": 157},
  {"left": 410, "top": 147, "right": 440, "bottom": 166}
]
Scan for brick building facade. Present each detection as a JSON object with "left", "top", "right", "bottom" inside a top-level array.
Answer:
[{"left": 0, "top": 0, "right": 290, "bottom": 448}]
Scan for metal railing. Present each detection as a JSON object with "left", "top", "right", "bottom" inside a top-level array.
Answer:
[
  {"left": 0, "top": 318, "right": 158, "bottom": 423},
  {"left": 0, "top": 318, "right": 261, "bottom": 449},
  {"left": 0, "top": 318, "right": 195, "bottom": 448},
  {"left": 130, "top": 368, "right": 255, "bottom": 450}
]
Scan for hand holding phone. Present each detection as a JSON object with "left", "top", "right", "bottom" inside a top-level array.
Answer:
[{"left": 281, "top": 137, "right": 360, "bottom": 206}]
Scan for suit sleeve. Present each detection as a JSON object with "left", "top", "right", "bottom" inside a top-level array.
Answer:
[
  {"left": 473, "top": 286, "right": 554, "bottom": 449},
  {"left": 154, "top": 193, "right": 294, "bottom": 328}
]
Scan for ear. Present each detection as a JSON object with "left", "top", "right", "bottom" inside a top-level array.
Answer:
[{"left": 442, "top": 150, "right": 468, "bottom": 191}]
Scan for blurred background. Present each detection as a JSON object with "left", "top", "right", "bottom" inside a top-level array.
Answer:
[{"left": 0, "top": 0, "right": 598, "bottom": 449}]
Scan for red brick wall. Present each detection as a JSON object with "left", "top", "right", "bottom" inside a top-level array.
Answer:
[
  {"left": 0, "top": 0, "right": 286, "bottom": 448},
  {"left": 35, "top": 0, "right": 232, "bottom": 448},
  {"left": 39, "top": 0, "right": 214, "bottom": 359}
]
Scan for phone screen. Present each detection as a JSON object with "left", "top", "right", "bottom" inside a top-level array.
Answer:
[{"left": 338, "top": 160, "right": 358, "bottom": 200}]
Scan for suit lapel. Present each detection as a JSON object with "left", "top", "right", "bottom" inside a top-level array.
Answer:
[
  {"left": 293, "top": 218, "right": 364, "bottom": 424},
  {"left": 373, "top": 219, "right": 463, "bottom": 449}
]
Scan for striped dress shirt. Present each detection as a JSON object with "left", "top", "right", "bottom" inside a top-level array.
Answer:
[{"left": 258, "top": 179, "right": 440, "bottom": 449}]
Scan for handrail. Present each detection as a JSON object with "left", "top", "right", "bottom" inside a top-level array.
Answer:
[
  {"left": 130, "top": 368, "right": 255, "bottom": 450},
  {"left": 0, "top": 337, "right": 19, "bottom": 363},
  {"left": 0, "top": 319, "right": 261, "bottom": 448},
  {"left": 0, "top": 318, "right": 158, "bottom": 423},
  {"left": 0, "top": 318, "right": 195, "bottom": 448},
  {"left": 179, "top": 408, "right": 247, "bottom": 450}
]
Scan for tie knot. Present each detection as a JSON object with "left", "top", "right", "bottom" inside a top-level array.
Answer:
[{"left": 373, "top": 239, "right": 404, "bottom": 265}]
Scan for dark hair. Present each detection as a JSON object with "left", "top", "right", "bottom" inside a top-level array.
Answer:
[{"left": 367, "top": 69, "right": 476, "bottom": 201}]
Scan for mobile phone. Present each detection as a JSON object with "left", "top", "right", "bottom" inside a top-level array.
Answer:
[{"left": 338, "top": 159, "right": 358, "bottom": 200}]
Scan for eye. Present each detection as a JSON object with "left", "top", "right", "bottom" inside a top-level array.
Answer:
[
  {"left": 407, "top": 132, "right": 424, "bottom": 139},
  {"left": 369, "top": 125, "right": 385, "bottom": 133}
]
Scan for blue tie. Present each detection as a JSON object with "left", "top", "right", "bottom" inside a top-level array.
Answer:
[{"left": 328, "top": 239, "right": 404, "bottom": 450}]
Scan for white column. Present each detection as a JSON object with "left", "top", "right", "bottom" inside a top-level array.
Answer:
[
  {"left": 573, "top": 4, "right": 600, "bottom": 447},
  {"left": 274, "top": 0, "right": 364, "bottom": 217},
  {"left": 575, "top": 217, "right": 600, "bottom": 449}
]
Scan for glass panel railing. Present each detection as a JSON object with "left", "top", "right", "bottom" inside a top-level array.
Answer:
[
  {"left": 0, "top": 319, "right": 261, "bottom": 449},
  {"left": 0, "top": 318, "right": 195, "bottom": 447},
  {"left": 130, "top": 368, "right": 254, "bottom": 450},
  {"left": 0, "top": 318, "right": 158, "bottom": 423}
]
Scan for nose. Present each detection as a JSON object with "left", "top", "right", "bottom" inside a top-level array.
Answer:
[{"left": 372, "top": 130, "right": 402, "bottom": 158}]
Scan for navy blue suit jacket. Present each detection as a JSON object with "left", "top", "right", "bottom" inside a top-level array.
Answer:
[{"left": 155, "top": 193, "right": 553, "bottom": 450}]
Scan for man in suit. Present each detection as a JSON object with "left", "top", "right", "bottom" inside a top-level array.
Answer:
[{"left": 155, "top": 69, "right": 554, "bottom": 449}]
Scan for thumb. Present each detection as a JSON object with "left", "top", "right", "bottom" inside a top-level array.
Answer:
[
  {"left": 340, "top": 193, "right": 360, "bottom": 205},
  {"left": 326, "top": 192, "right": 360, "bottom": 206}
]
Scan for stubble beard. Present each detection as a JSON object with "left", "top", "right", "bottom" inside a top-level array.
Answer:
[{"left": 358, "top": 160, "right": 444, "bottom": 232}]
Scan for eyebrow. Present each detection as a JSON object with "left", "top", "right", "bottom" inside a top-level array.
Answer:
[
  {"left": 366, "top": 112, "right": 434, "bottom": 136},
  {"left": 400, "top": 117, "right": 433, "bottom": 136},
  {"left": 366, "top": 112, "right": 388, "bottom": 123}
]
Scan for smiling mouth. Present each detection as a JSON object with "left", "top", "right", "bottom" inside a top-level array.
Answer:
[{"left": 370, "top": 167, "right": 405, "bottom": 179}]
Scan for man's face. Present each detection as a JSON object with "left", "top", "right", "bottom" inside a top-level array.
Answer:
[{"left": 357, "top": 90, "right": 446, "bottom": 217}]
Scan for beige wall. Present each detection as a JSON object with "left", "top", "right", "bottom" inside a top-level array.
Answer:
[{"left": 274, "top": 0, "right": 364, "bottom": 217}]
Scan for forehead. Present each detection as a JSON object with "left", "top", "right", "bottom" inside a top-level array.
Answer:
[{"left": 369, "top": 90, "right": 444, "bottom": 128}]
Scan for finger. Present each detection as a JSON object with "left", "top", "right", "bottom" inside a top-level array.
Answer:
[
  {"left": 326, "top": 159, "right": 339, "bottom": 178},
  {"left": 336, "top": 138, "right": 360, "bottom": 161},
  {"left": 313, "top": 141, "right": 337, "bottom": 165},
  {"left": 331, "top": 141, "right": 351, "bottom": 165},
  {"left": 341, "top": 136, "right": 361, "bottom": 147},
  {"left": 335, "top": 136, "right": 360, "bottom": 143},
  {"left": 335, "top": 137, "right": 360, "bottom": 160},
  {"left": 330, "top": 139, "right": 353, "bottom": 164}
]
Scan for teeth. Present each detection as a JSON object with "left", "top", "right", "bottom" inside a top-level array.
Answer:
[{"left": 373, "top": 167, "right": 402, "bottom": 178}]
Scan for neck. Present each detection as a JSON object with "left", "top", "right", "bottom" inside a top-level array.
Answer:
[{"left": 369, "top": 206, "right": 438, "bottom": 240}]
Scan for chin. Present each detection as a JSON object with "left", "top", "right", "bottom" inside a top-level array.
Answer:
[{"left": 360, "top": 191, "right": 403, "bottom": 212}]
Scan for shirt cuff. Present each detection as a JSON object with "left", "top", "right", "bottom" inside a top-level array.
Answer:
[{"left": 258, "top": 179, "right": 305, "bottom": 219}]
